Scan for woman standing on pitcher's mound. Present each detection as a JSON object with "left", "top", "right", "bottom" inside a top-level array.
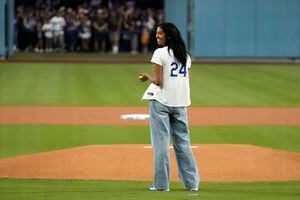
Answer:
[{"left": 139, "top": 22, "right": 200, "bottom": 192}]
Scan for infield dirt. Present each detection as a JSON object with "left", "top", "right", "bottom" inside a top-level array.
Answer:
[{"left": 1, "top": 106, "right": 300, "bottom": 125}]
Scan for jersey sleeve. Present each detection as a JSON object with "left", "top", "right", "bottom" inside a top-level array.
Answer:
[
  {"left": 151, "top": 48, "right": 163, "bottom": 66},
  {"left": 186, "top": 54, "right": 192, "bottom": 69}
]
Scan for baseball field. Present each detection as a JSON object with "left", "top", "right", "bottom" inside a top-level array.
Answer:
[{"left": 0, "top": 54, "right": 300, "bottom": 199}]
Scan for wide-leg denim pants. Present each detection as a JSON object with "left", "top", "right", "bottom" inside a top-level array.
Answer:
[{"left": 149, "top": 100, "right": 200, "bottom": 190}]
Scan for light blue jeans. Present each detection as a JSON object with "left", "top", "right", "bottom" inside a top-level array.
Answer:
[{"left": 149, "top": 100, "right": 200, "bottom": 190}]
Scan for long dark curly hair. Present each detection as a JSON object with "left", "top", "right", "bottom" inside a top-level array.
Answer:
[{"left": 157, "top": 22, "right": 188, "bottom": 65}]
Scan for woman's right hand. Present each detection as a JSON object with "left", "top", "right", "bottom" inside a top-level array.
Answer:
[{"left": 138, "top": 74, "right": 149, "bottom": 82}]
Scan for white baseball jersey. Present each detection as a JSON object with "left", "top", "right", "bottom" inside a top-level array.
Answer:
[
  {"left": 142, "top": 46, "right": 191, "bottom": 107},
  {"left": 50, "top": 16, "right": 66, "bottom": 36}
]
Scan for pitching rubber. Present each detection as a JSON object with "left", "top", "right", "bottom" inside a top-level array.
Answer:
[{"left": 120, "top": 114, "right": 150, "bottom": 120}]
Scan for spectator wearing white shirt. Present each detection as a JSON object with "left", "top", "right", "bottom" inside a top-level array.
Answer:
[
  {"left": 42, "top": 17, "right": 54, "bottom": 52},
  {"left": 50, "top": 7, "right": 66, "bottom": 51}
]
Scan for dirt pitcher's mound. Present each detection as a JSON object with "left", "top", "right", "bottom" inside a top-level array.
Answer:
[{"left": 0, "top": 144, "right": 300, "bottom": 182}]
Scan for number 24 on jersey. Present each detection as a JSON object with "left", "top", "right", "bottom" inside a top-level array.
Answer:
[{"left": 170, "top": 61, "right": 187, "bottom": 77}]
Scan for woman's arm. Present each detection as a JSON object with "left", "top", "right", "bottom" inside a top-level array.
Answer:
[{"left": 139, "top": 64, "right": 163, "bottom": 87}]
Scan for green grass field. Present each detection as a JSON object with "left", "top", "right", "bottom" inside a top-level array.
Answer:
[
  {"left": 1, "top": 63, "right": 299, "bottom": 106},
  {"left": 0, "top": 62, "right": 300, "bottom": 199},
  {"left": 1, "top": 179, "right": 299, "bottom": 200}
]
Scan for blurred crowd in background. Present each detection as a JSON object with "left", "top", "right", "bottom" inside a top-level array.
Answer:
[{"left": 15, "top": 0, "right": 164, "bottom": 54}]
